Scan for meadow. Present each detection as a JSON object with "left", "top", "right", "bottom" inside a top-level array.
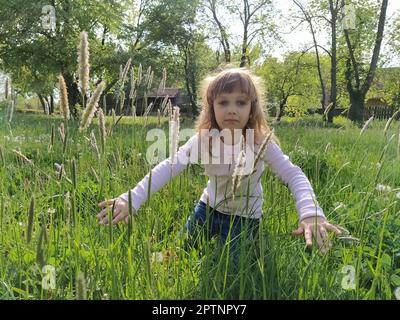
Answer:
[{"left": 0, "top": 110, "right": 399, "bottom": 300}]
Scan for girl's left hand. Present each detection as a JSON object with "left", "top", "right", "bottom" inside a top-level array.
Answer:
[{"left": 292, "top": 217, "right": 342, "bottom": 253}]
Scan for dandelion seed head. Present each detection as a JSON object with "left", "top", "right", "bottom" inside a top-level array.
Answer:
[{"left": 375, "top": 183, "right": 392, "bottom": 193}]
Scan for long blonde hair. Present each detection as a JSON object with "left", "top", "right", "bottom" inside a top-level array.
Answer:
[{"left": 194, "top": 66, "right": 279, "bottom": 150}]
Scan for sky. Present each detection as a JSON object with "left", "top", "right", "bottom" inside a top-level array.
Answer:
[{"left": 225, "top": 0, "right": 400, "bottom": 66}]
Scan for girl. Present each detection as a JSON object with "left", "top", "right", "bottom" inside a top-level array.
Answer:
[{"left": 97, "top": 67, "right": 342, "bottom": 254}]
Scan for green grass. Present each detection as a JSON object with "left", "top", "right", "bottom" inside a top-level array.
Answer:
[{"left": 0, "top": 110, "right": 399, "bottom": 300}]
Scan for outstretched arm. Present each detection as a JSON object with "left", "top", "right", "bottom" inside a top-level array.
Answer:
[
  {"left": 263, "top": 141, "right": 325, "bottom": 221},
  {"left": 263, "top": 141, "right": 342, "bottom": 253},
  {"left": 97, "top": 134, "right": 199, "bottom": 225}
]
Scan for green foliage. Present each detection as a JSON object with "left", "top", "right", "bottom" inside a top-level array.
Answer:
[
  {"left": 0, "top": 0, "right": 125, "bottom": 95},
  {"left": 258, "top": 51, "right": 330, "bottom": 115},
  {"left": 366, "top": 67, "right": 400, "bottom": 108},
  {"left": 0, "top": 112, "right": 399, "bottom": 299}
]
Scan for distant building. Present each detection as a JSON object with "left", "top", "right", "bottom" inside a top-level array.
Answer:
[
  {"left": 135, "top": 88, "right": 185, "bottom": 115},
  {"left": 105, "top": 87, "right": 190, "bottom": 116}
]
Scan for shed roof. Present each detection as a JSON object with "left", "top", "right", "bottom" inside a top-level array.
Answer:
[{"left": 147, "top": 88, "right": 180, "bottom": 98}]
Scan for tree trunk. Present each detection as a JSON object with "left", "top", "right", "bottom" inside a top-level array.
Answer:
[
  {"left": 183, "top": 45, "right": 198, "bottom": 119},
  {"left": 348, "top": 91, "right": 365, "bottom": 124},
  {"left": 239, "top": 30, "right": 248, "bottom": 68},
  {"left": 239, "top": 1, "right": 249, "bottom": 67},
  {"left": 44, "top": 96, "right": 50, "bottom": 113},
  {"left": 50, "top": 94, "right": 54, "bottom": 114},
  {"left": 328, "top": 0, "right": 339, "bottom": 123},
  {"left": 189, "top": 64, "right": 198, "bottom": 118},
  {"left": 208, "top": 0, "right": 231, "bottom": 63},
  {"left": 343, "top": 0, "right": 388, "bottom": 123},
  {"left": 276, "top": 96, "right": 288, "bottom": 122},
  {"left": 276, "top": 103, "right": 285, "bottom": 122},
  {"left": 62, "top": 72, "right": 79, "bottom": 118},
  {"left": 37, "top": 93, "right": 47, "bottom": 113},
  {"left": 100, "top": 78, "right": 118, "bottom": 114},
  {"left": 216, "top": 50, "right": 221, "bottom": 65}
]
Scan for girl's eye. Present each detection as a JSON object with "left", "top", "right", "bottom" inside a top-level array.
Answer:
[
  {"left": 217, "top": 100, "right": 247, "bottom": 106},
  {"left": 236, "top": 101, "right": 248, "bottom": 107}
]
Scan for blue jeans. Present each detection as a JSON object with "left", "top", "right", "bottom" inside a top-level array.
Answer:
[{"left": 184, "top": 200, "right": 259, "bottom": 254}]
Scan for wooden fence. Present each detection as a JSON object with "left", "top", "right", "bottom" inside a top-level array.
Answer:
[
  {"left": 364, "top": 105, "right": 399, "bottom": 120},
  {"left": 311, "top": 105, "right": 399, "bottom": 120}
]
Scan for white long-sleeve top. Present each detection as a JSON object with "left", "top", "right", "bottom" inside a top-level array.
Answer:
[{"left": 119, "top": 133, "right": 326, "bottom": 221}]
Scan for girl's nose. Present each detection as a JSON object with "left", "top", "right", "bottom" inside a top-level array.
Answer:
[{"left": 228, "top": 108, "right": 237, "bottom": 115}]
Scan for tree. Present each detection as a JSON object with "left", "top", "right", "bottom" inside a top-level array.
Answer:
[
  {"left": 144, "top": 0, "right": 217, "bottom": 118},
  {"left": 293, "top": 0, "right": 328, "bottom": 115},
  {"left": 200, "top": 0, "right": 232, "bottom": 63},
  {"left": 306, "top": 0, "right": 343, "bottom": 123},
  {"left": 326, "top": 0, "right": 341, "bottom": 122},
  {"left": 259, "top": 51, "right": 328, "bottom": 121},
  {"left": 341, "top": 0, "right": 389, "bottom": 123},
  {"left": 366, "top": 67, "right": 400, "bottom": 109},
  {"left": 226, "top": 0, "right": 278, "bottom": 67},
  {"left": 0, "top": 0, "right": 126, "bottom": 115}
]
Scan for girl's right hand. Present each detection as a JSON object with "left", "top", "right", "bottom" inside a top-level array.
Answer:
[{"left": 97, "top": 197, "right": 136, "bottom": 225}]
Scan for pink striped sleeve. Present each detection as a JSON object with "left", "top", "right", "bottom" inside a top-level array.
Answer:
[
  {"left": 119, "top": 134, "right": 199, "bottom": 212},
  {"left": 263, "top": 141, "right": 326, "bottom": 221}
]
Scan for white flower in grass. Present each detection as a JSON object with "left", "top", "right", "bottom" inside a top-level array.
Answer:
[
  {"left": 395, "top": 287, "right": 400, "bottom": 300},
  {"left": 151, "top": 252, "right": 164, "bottom": 263},
  {"left": 102, "top": 293, "right": 109, "bottom": 300},
  {"left": 375, "top": 184, "right": 392, "bottom": 193},
  {"left": 54, "top": 162, "right": 62, "bottom": 172},
  {"left": 396, "top": 192, "right": 400, "bottom": 200}
]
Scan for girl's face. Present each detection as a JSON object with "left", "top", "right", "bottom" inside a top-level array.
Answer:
[{"left": 213, "top": 90, "right": 252, "bottom": 134}]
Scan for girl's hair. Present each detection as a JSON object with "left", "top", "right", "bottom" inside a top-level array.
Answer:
[{"left": 194, "top": 66, "right": 279, "bottom": 149}]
